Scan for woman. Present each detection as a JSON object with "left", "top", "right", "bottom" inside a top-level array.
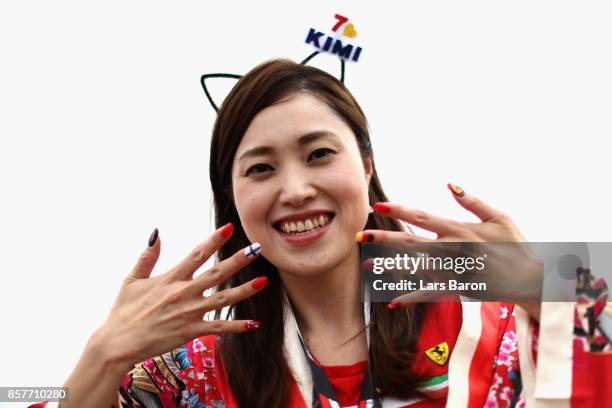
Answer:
[{"left": 45, "top": 59, "right": 604, "bottom": 408}]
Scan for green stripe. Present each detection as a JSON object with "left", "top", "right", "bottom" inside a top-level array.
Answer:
[{"left": 417, "top": 373, "right": 449, "bottom": 388}]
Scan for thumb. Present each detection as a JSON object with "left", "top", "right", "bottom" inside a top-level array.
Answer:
[{"left": 125, "top": 228, "right": 161, "bottom": 284}]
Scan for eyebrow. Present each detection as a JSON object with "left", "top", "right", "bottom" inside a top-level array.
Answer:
[{"left": 237, "top": 130, "right": 339, "bottom": 162}]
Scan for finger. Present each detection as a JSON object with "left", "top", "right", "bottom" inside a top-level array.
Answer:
[
  {"left": 447, "top": 183, "right": 504, "bottom": 223},
  {"left": 373, "top": 202, "right": 462, "bottom": 236},
  {"left": 356, "top": 229, "right": 433, "bottom": 244},
  {"left": 125, "top": 228, "right": 161, "bottom": 283},
  {"left": 198, "top": 274, "right": 269, "bottom": 313},
  {"left": 190, "top": 243, "right": 262, "bottom": 295},
  {"left": 169, "top": 223, "right": 234, "bottom": 281},
  {"left": 388, "top": 289, "right": 458, "bottom": 309},
  {"left": 187, "top": 319, "right": 261, "bottom": 338}
]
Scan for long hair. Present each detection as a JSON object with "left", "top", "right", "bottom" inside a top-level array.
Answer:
[{"left": 210, "top": 59, "right": 426, "bottom": 407}]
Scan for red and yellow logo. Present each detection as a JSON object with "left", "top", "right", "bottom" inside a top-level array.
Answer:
[{"left": 305, "top": 14, "right": 363, "bottom": 62}]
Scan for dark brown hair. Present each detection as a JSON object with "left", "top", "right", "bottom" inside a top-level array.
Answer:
[{"left": 210, "top": 59, "right": 426, "bottom": 407}]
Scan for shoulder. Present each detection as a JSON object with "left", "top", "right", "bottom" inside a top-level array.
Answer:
[{"left": 120, "top": 335, "right": 228, "bottom": 408}]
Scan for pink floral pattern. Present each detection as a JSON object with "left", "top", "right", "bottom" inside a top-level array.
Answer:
[{"left": 486, "top": 304, "right": 524, "bottom": 408}]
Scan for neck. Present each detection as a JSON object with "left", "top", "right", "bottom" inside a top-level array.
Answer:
[{"left": 280, "top": 245, "right": 365, "bottom": 339}]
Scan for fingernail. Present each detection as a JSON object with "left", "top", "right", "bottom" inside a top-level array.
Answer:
[
  {"left": 220, "top": 223, "right": 234, "bottom": 238},
  {"left": 148, "top": 228, "right": 159, "bottom": 247},
  {"left": 373, "top": 202, "right": 392, "bottom": 214},
  {"left": 447, "top": 183, "right": 465, "bottom": 197},
  {"left": 252, "top": 276, "right": 268, "bottom": 290},
  {"left": 386, "top": 301, "right": 401, "bottom": 310},
  {"left": 245, "top": 320, "right": 260, "bottom": 331},
  {"left": 355, "top": 231, "right": 374, "bottom": 243},
  {"left": 244, "top": 242, "right": 262, "bottom": 257}
]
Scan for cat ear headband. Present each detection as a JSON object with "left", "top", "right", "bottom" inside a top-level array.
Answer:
[{"left": 199, "top": 50, "right": 346, "bottom": 113}]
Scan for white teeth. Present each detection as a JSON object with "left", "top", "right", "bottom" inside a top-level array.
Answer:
[{"left": 278, "top": 214, "right": 332, "bottom": 234}]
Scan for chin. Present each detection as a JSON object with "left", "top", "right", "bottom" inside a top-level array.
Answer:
[{"left": 272, "top": 247, "right": 354, "bottom": 277}]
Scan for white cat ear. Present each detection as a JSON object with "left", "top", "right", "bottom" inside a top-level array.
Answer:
[
  {"left": 300, "top": 51, "right": 345, "bottom": 84},
  {"left": 200, "top": 73, "right": 241, "bottom": 112}
]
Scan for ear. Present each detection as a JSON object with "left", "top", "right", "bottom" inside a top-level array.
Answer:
[{"left": 363, "top": 154, "right": 373, "bottom": 185}]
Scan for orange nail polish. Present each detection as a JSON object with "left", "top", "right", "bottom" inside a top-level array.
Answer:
[
  {"left": 386, "top": 301, "right": 401, "bottom": 310},
  {"left": 373, "top": 202, "right": 392, "bottom": 214},
  {"left": 220, "top": 223, "right": 234, "bottom": 238},
  {"left": 252, "top": 276, "right": 268, "bottom": 290},
  {"left": 355, "top": 231, "right": 374, "bottom": 243},
  {"left": 447, "top": 183, "right": 465, "bottom": 197}
]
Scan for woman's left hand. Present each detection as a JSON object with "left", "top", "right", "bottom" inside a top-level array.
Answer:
[{"left": 360, "top": 183, "right": 543, "bottom": 320}]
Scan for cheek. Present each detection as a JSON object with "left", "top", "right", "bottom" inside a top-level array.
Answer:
[
  {"left": 234, "top": 184, "right": 272, "bottom": 242},
  {"left": 319, "top": 162, "right": 370, "bottom": 224},
  {"left": 330, "top": 157, "right": 369, "bottom": 199}
]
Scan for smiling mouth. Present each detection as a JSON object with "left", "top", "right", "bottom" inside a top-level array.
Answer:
[{"left": 273, "top": 212, "right": 335, "bottom": 235}]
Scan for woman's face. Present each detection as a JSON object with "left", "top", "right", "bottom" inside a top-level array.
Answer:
[{"left": 231, "top": 92, "right": 372, "bottom": 276}]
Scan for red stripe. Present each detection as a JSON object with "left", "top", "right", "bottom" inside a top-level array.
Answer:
[
  {"left": 467, "top": 303, "right": 501, "bottom": 408},
  {"left": 319, "top": 394, "right": 333, "bottom": 408}
]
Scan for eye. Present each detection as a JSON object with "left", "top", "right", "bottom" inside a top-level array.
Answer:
[
  {"left": 245, "top": 163, "right": 274, "bottom": 176},
  {"left": 308, "top": 148, "right": 335, "bottom": 162}
]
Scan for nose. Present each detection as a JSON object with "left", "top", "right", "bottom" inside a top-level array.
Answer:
[{"left": 278, "top": 167, "right": 317, "bottom": 207}]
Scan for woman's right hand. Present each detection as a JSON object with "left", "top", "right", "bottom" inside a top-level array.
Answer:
[{"left": 90, "top": 223, "right": 266, "bottom": 372}]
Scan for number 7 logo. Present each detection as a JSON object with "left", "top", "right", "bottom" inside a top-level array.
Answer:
[{"left": 331, "top": 14, "right": 349, "bottom": 32}]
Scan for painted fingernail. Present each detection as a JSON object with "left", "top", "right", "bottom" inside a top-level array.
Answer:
[
  {"left": 252, "top": 276, "right": 268, "bottom": 290},
  {"left": 220, "top": 223, "right": 234, "bottom": 238},
  {"left": 355, "top": 231, "right": 374, "bottom": 243},
  {"left": 447, "top": 183, "right": 465, "bottom": 197},
  {"left": 373, "top": 202, "right": 392, "bottom": 214},
  {"left": 244, "top": 242, "right": 262, "bottom": 257},
  {"left": 148, "top": 228, "right": 159, "bottom": 247},
  {"left": 386, "top": 301, "right": 401, "bottom": 310},
  {"left": 245, "top": 320, "right": 260, "bottom": 331}
]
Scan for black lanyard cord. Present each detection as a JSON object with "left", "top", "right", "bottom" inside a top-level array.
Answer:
[{"left": 297, "top": 331, "right": 381, "bottom": 408}]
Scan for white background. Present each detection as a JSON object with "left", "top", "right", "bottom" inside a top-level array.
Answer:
[{"left": 0, "top": 1, "right": 610, "bottom": 405}]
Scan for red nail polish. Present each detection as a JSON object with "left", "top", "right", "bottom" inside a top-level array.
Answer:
[
  {"left": 252, "top": 276, "right": 268, "bottom": 290},
  {"left": 386, "top": 301, "right": 401, "bottom": 310},
  {"left": 245, "top": 320, "right": 260, "bottom": 331},
  {"left": 220, "top": 223, "right": 234, "bottom": 238},
  {"left": 373, "top": 202, "right": 392, "bottom": 214},
  {"left": 362, "top": 258, "right": 374, "bottom": 272}
]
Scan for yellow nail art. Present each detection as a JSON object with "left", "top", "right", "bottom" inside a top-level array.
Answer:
[
  {"left": 355, "top": 231, "right": 364, "bottom": 242},
  {"left": 447, "top": 183, "right": 465, "bottom": 197}
]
